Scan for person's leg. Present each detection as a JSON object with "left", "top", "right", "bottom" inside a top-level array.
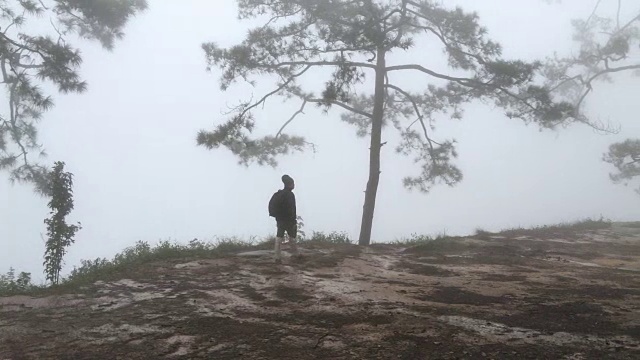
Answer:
[
  {"left": 275, "top": 222, "right": 285, "bottom": 263},
  {"left": 287, "top": 222, "right": 299, "bottom": 256}
]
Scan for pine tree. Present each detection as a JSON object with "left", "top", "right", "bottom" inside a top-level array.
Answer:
[
  {"left": 197, "top": 0, "right": 600, "bottom": 245},
  {"left": 541, "top": 0, "right": 639, "bottom": 193},
  {"left": 0, "top": 0, "right": 147, "bottom": 195}
]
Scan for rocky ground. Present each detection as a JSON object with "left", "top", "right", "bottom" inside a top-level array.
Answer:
[{"left": 1, "top": 223, "right": 639, "bottom": 359}]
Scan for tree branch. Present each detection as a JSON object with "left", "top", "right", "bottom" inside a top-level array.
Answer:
[
  {"left": 6, "top": 73, "right": 30, "bottom": 168},
  {"left": 386, "top": 0, "right": 409, "bottom": 49},
  {"left": 15, "top": 62, "right": 45, "bottom": 69},
  {"left": 235, "top": 65, "right": 312, "bottom": 119},
  {"left": 585, "top": 0, "right": 604, "bottom": 27},
  {"left": 576, "top": 64, "right": 640, "bottom": 109},
  {"left": 0, "top": 32, "right": 48, "bottom": 61},
  {"left": 617, "top": 0, "right": 622, "bottom": 30},
  {"left": 407, "top": 20, "right": 487, "bottom": 65},
  {"left": 386, "top": 63, "right": 544, "bottom": 115},
  {"left": 261, "top": 8, "right": 304, "bottom": 30},
  {"left": 306, "top": 98, "right": 373, "bottom": 119},
  {"left": 386, "top": 64, "right": 476, "bottom": 85},
  {"left": 397, "top": 64, "right": 576, "bottom": 128},
  {"left": 276, "top": 99, "right": 307, "bottom": 138},
  {"left": 271, "top": 60, "right": 376, "bottom": 70},
  {"left": 385, "top": 83, "right": 439, "bottom": 160},
  {"left": 614, "top": 12, "right": 640, "bottom": 36}
]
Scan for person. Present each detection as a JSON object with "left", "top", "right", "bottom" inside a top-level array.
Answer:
[{"left": 273, "top": 174, "right": 298, "bottom": 263}]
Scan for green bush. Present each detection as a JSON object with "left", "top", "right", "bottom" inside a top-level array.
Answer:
[
  {"left": 0, "top": 268, "right": 40, "bottom": 296},
  {"left": 394, "top": 232, "right": 451, "bottom": 246},
  {"left": 305, "top": 231, "right": 353, "bottom": 244}
]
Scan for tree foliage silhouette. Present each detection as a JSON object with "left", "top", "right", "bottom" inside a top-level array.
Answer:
[{"left": 0, "top": 0, "right": 147, "bottom": 195}]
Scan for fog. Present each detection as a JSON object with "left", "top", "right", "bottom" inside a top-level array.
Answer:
[{"left": 1, "top": 0, "right": 639, "bottom": 282}]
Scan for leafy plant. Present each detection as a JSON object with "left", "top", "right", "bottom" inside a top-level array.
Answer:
[
  {"left": 0, "top": 267, "right": 37, "bottom": 295},
  {"left": 296, "top": 215, "right": 307, "bottom": 240},
  {"left": 43, "top": 161, "right": 81, "bottom": 285},
  {"left": 394, "top": 232, "right": 451, "bottom": 246},
  {"left": 306, "top": 231, "right": 353, "bottom": 245}
]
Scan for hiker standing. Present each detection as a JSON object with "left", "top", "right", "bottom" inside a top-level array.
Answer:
[{"left": 269, "top": 175, "right": 299, "bottom": 263}]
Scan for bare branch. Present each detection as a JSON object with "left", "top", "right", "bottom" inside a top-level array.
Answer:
[
  {"left": 50, "top": 18, "right": 66, "bottom": 44},
  {"left": 617, "top": 0, "right": 622, "bottom": 29},
  {"left": 576, "top": 64, "right": 640, "bottom": 109},
  {"left": 261, "top": 8, "right": 304, "bottom": 30},
  {"left": 386, "top": 64, "right": 476, "bottom": 85},
  {"left": 306, "top": 98, "right": 373, "bottom": 119},
  {"left": 385, "top": 83, "right": 439, "bottom": 160},
  {"left": 237, "top": 65, "right": 312, "bottom": 119},
  {"left": 549, "top": 74, "right": 584, "bottom": 92},
  {"left": 272, "top": 60, "right": 376, "bottom": 70},
  {"left": 231, "top": 58, "right": 375, "bottom": 136},
  {"left": 276, "top": 99, "right": 307, "bottom": 138},
  {"left": 407, "top": 20, "right": 487, "bottom": 65},
  {"left": 15, "top": 62, "right": 45, "bottom": 69},
  {"left": 614, "top": 12, "right": 640, "bottom": 36},
  {"left": 585, "top": 0, "right": 604, "bottom": 27}
]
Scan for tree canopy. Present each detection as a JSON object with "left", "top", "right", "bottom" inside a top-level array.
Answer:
[
  {"left": 604, "top": 139, "right": 640, "bottom": 193},
  {"left": 0, "top": 0, "right": 147, "bottom": 195}
]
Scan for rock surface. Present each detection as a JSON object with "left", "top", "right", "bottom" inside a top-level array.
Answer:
[{"left": 1, "top": 223, "right": 639, "bottom": 359}]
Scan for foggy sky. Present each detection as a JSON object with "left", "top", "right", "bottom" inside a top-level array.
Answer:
[{"left": 1, "top": 0, "right": 639, "bottom": 282}]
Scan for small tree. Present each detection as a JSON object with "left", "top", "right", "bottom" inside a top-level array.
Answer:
[
  {"left": 43, "top": 161, "right": 81, "bottom": 285},
  {"left": 198, "top": 0, "right": 592, "bottom": 245},
  {"left": 0, "top": 0, "right": 147, "bottom": 194}
]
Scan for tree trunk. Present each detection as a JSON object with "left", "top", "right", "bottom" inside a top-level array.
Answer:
[{"left": 358, "top": 48, "right": 386, "bottom": 246}]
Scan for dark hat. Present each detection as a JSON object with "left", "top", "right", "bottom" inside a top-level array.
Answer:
[{"left": 282, "top": 174, "right": 294, "bottom": 186}]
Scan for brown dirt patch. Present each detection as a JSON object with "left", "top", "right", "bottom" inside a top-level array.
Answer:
[
  {"left": 394, "top": 260, "right": 456, "bottom": 276},
  {"left": 494, "top": 301, "right": 619, "bottom": 335},
  {"left": 415, "top": 286, "right": 509, "bottom": 305}
]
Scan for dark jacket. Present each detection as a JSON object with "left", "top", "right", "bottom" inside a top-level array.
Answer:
[{"left": 277, "top": 189, "right": 296, "bottom": 223}]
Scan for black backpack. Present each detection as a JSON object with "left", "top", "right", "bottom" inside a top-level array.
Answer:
[{"left": 268, "top": 190, "right": 284, "bottom": 218}]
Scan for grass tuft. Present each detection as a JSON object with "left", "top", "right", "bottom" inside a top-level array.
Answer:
[
  {"left": 392, "top": 232, "right": 453, "bottom": 246},
  {"left": 303, "top": 231, "right": 353, "bottom": 245},
  {"left": 486, "top": 217, "right": 613, "bottom": 239}
]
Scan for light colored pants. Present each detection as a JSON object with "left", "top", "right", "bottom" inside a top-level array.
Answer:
[{"left": 274, "top": 235, "right": 298, "bottom": 261}]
